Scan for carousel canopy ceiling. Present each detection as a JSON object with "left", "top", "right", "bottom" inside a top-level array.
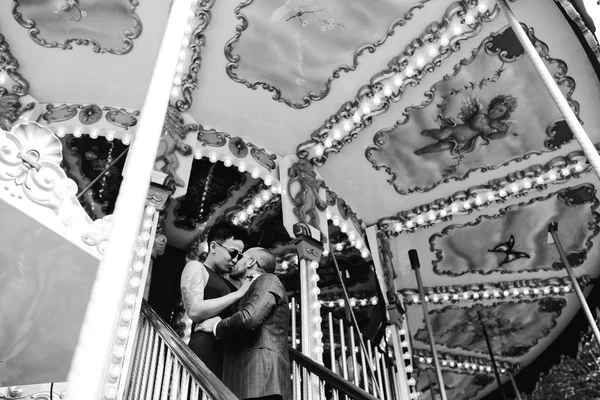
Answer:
[{"left": 2, "top": 0, "right": 600, "bottom": 399}]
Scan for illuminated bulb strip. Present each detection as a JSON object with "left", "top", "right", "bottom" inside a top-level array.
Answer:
[
  {"left": 388, "top": 161, "right": 587, "bottom": 235},
  {"left": 327, "top": 208, "right": 369, "bottom": 258},
  {"left": 320, "top": 296, "right": 378, "bottom": 308},
  {"left": 308, "top": 1, "right": 498, "bottom": 162},
  {"left": 406, "top": 284, "right": 574, "bottom": 304},
  {"left": 309, "top": 260, "right": 324, "bottom": 357},
  {"left": 232, "top": 186, "right": 281, "bottom": 226},
  {"left": 102, "top": 205, "right": 158, "bottom": 398},
  {"left": 416, "top": 353, "right": 510, "bottom": 376},
  {"left": 50, "top": 125, "right": 135, "bottom": 144},
  {"left": 189, "top": 143, "right": 279, "bottom": 187},
  {"left": 397, "top": 327, "right": 419, "bottom": 396}
]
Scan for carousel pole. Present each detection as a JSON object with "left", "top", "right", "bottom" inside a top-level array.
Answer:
[
  {"left": 508, "top": 372, "right": 523, "bottom": 400},
  {"left": 548, "top": 222, "right": 600, "bottom": 345},
  {"left": 478, "top": 312, "right": 507, "bottom": 400},
  {"left": 409, "top": 250, "right": 447, "bottom": 400},
  {"left": 66, "top": 0, "right": 193, "bottom": 398},
  {"left": 497, "top": 0, "right": 600, "bottom": 180}
]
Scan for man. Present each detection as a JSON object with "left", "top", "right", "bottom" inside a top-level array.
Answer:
[
  {"left": 201, "top": 247, "right": 291, "bottom": 400},
  {"left": 180, "top": 222, "right": 251, "bottom": 379}
]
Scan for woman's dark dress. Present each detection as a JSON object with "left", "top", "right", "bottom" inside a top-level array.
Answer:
[{"left": 187, "top": 265, "right": 237, "bottom": 379}]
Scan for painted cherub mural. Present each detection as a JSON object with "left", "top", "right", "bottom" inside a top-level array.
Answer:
[{"left": 414, "top": 94, "right": 519, "bottom": 156}]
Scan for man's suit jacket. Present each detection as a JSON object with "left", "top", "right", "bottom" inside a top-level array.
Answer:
[{"left": 215, "top": 273, "right": 291, "bottom": 399}]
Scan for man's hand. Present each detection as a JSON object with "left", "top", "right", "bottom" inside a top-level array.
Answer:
[{"left": 196, "top": 316, "right": 221, "bottom": 333}]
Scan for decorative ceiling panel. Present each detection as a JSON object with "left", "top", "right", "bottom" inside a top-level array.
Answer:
[
  {"left": 225, "top": 0, "right": 428, "bottom": 108},
  {"left": 411, "top": 298, "right": 566, "bottom": 358},
  {"left": 430, "top": 184, "right": 600, "bottom": 277},
  {"left": 365, "top": 24, "right": 580, "bottom": 195},
  {"left": 417, "top": 369, "right": 494, "bottom": 400},
  {"left": 12, "top": 0, "right": 142, "bottom": 55}
]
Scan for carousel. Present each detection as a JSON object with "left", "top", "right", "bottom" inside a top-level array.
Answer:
[{"left": 1, "top": 0, "right": 600, "bottom": 399}]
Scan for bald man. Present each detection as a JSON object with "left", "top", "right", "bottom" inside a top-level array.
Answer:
[{"left": 200, "top": 248, "right": 291, "bottom": 400}]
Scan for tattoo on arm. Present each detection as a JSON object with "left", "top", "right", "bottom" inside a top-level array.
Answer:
[{"left": 181, "top": 269, "right": 205, "bottom": 313}]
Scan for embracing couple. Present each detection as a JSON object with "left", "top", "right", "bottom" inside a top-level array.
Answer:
[{"left": 180, "top": 222, "right": 291, "bottom": 400}]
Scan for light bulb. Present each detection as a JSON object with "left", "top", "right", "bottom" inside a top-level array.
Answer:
[{"left": 315, "top": 145, "right": 324, "bottom": 156}]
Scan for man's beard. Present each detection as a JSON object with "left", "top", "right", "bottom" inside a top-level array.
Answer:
[{"left": 229, "top": 267, "right": 246, "bottom": 280}]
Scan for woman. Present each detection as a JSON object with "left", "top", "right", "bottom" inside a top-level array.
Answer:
[{"left": 180, "top": 221, "right": 251, "bottom": 379}]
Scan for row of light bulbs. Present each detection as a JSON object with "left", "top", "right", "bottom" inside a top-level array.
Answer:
[
  {"left": 407, "top": 284, "right": 573, "bottom": 305},
  {"left": 309, "top": 0, "right": 494, "bottom": 160},
  {"left": 325, "top": 209, "right": 370, "bottom": 258},
  {"left": 393, "top": 327, "right": 421, "bottom": 398},
  {"left": 170, "top": 1, "right": 200, "bottom": 99},
  {"left": 320, "top": 296, "right": 379, "bottom": 308},
  {"left": 53, "top": 126, "right": 133, "bottom": 145},
  {"left": 103, "top": 205, "right": 156, "bottom": 399},
  {"left": 391, "top": 162, "right": 585, "bottom": 235},
  {"left": 417, "top": 355, "right": 504, "bottom": 375},
  {"left": 232, "top": 186, "right": 280, "bottom": 225},
  {"left": 309, "top": 260, "right": 325, "bottom": 356}
]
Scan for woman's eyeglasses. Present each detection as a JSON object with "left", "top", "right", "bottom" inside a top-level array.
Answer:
[
  {"left": 213, "top": 242, "right": 262, "bottom": 269},
  {"left": 213, "top": 241, "right": 241, "bottom": 261}
]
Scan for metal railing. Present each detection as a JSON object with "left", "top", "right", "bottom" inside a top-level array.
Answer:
[
  {"left": 290, "top": 298, "right": 402, "bottom": 400},
  {"left": 124, "top": 301, "right": 238, "bottom": 400},
  {"left": 290, "top": 347, "right": 379, "bottom": 400}
]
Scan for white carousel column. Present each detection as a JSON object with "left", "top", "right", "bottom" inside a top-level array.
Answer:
[
  {"left": 66, "top": 0, "right": 193, "bottom": 398},
  {"left": 295, "top": 236, "right": 325, "bottom": 399},
  {"left": 497, "top": 0, "right": 600, "bottom": 179}
]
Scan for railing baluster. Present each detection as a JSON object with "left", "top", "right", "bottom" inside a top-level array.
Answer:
[
  {"left": 349, "top": 327, "right": 359, "bottom": 387},
  {"left": 152, "top": 339, "right": 166, "bottom": 400},
  {"left": 180, "top": 369, "right": 190, "bottom": 399},
  {"left": 392, "top": 366, "right": 401, "bottom": 400},
  {"left": 359, "top": 340, "right": 370, "bottom": 394},
  {"left": 295, "top": 361, "right": 302, "bottom": 400},
  {"left": 160, "top": 351, "right": 172, "bottom": 400},
  {"left": 382, "top": 352, "right": 392, "bottom": 400},
  {"left": 169, "top": 362, "right": 180, "bottom": 400},
  {"left": 328, "top": 312, "right": 336, "bottom": 374},
  {"left": 375, "top": 350, "right": 385, "bottom": 400},
  {"left": 328, "top": 312, "right": 339, "bottom": 400},
  {"left": 144, "top": 328, "right": 160, "bottom": 398},
  {"left": 339, "top": 320, "right": 348, "bottom": 400},
  {"left": 189, "top": 381, "right": 199, "bottom": 400},
  {"left": 339, "top": 320, "right": 348, "bottom": 380},
  {"left": 292, "top": 297, "right": 297, "bottom": 349},
  {"left": 139, "top": 322, "right": 155, "bottom": 397},
  {"left": 132, "top": 318, "right": 151, "bottom": 399},
  {"left": 367, "top": 342, "right": 377, "bottom": 398}
]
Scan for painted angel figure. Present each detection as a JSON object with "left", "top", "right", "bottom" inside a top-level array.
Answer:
[{"left": 414, "top": 94, "right": 518, "bottom": 156}]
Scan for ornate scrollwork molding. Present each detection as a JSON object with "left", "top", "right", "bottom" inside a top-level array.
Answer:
[
  {"left": 1, "top": 34, "right": 37, "bottom": 131},
  {"left": 0, "top": 33, "right": 30, "bottom": 97},
  {"left": 173, "top": 0, "right": 215, "bottom": 111},
  {"left": 196, "top": 123, "right": 279, "bottom": 173},
  {"left": 41, "top": 103, "right": 140, "bottom": 131},
  {"left": 0, "top": 122, "right": 72, "bottom": 213},
  {"left": 296, "top": 1, "right": 501, "bottom": 165},
  {"left": 11, "top": 0, "right": 142, "bottom": 55},
  {"left": 224, "top": 0, "right": 430, "bottom": 109},
  {"left": 81, "top": 215, "right": 113, "bottom": 255},
  {"left": 0, "top": 121, "right": 110, "bottom": 258}
]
